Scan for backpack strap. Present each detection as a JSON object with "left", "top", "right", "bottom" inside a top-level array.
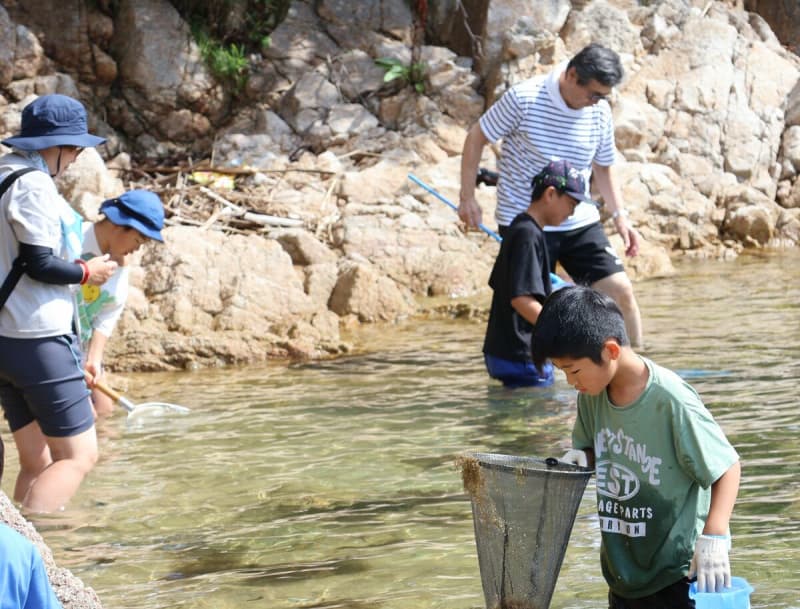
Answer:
[{"left": 0, "top": 167, "right": 41, "bottom": 310}]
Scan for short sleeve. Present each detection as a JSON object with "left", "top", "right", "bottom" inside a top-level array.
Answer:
[
  {"left": 25, "top": 547, "right": 64, "bottom": 609},
  {"left": 572, "top": 397, "right": 594, "bottom": 450},
  {"left": 479, "top": 85, "right": 524, "bottom": 143},
  {"left": 7, "top": 177, "right": 61, "bottom": 248},
  {"left": 91, "top": 267, "right": 130, "bottom": 337},
  {"left": 672, "top": 397, "right": 740, "bottom": 489},
  {"left": 507, "top": 230, "right": 547, "bottom": 301}
]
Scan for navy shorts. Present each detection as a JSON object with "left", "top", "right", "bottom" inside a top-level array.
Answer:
[
  {"left": 0, "top": 334, "right": 94, "bottom": 437},
  {"left": 544, "top": 222, "right": 625, "bottom": 285},
  {"left": 484, "top": 354, "right": 554, "bottom": 388}
]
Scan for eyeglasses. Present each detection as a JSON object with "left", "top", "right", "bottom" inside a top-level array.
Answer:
[{"left": 579, "top": 81, "right": 611, "bottom": 103}]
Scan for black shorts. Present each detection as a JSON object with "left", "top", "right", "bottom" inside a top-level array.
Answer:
[
  {"left": 0, "top": 334, "right": 94, "bottom": 437},
  {"left": 609, "top": 578, "right": 695, "bottom": 609},
  {"left": 544, "top": 222, "right": 625, "bottom": 285}
]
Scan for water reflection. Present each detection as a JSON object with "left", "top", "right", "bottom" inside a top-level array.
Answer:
[{"left": 1, "top": 251, "right": 798, "bottom": 609}]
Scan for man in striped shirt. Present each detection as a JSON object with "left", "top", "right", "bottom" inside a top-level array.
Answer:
[{"left": 459, "top": 43, "right": 643, "bottom": 347}]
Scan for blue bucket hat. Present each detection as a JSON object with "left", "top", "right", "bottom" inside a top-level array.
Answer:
[
  {"left": 1, "top": 94, "right": 106, "bottom": 151},
  {"left": 100, "top": 190, "right": 165, "bottom": 242},
  {"left": 532, "top": 159, "right": 599, "bottom": 207}
]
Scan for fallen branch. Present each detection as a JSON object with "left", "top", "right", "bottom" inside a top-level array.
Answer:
[
  {"left": 133, "top": 163, "right": 335, "bottom": 177},
  {"left": 198, "top": 186, "right": 304, "bottom": 228},
  {"left": 164, "top": 215, "right": 250, "bottom": 235}
]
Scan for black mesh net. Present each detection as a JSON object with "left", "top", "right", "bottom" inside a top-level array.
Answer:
[{"left": 460, "top": 453, "right": 593, "bottom": 609}]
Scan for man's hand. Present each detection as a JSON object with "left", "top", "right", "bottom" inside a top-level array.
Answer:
[
  {"left": 614, "top": 217, "right": 640, "bottom": 257},
  {"left": 560, "top": 449, "right": 588, "bottom": 468},
  {"left": 459, "top": 123, "right": 489, "bottom": 231},
  {"left": 689, "top": 534, "right": 731, "bottom": 592},
  {"left": 458, "top": 195, "right": 483, "bottom": 230}
]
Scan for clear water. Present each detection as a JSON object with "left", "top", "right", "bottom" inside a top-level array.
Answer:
[{"left": 2, "top": 251, "right": 799, "bottom": 609}]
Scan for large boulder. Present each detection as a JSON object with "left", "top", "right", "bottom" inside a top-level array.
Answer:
[
  {"left": 106, "top": 226, "right": 344, "bottom": 370},
  {"left": 108, "top": 0, "right": 225, "bottom": 154},
  {"left": 328, "top": 259, "right": 415, "bottom": 322},
  {"left": 1, "top": 1, "right": 114, "bottom": 86}
]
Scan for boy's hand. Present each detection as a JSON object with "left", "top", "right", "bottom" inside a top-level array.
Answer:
[
  {"left": 689, "top": 534, "right": 731, "bottom": 592},
  {"left": 560, "top": 449, "right": 588, "bottom": 468},
  {"left": 85, "top": 253, "right": 118, "bottom": 285}
]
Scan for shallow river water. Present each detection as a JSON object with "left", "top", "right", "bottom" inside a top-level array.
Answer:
[{"left": 2, "top": 251, "right": 799, "bottom": 609}]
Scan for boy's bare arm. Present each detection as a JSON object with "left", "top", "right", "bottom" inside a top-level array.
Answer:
[
  {"left": 704, "top": 460, "right": 741, "bottom": 535},
  {"left": 511, "top": 295, "right": 543, "bottom": 326}
]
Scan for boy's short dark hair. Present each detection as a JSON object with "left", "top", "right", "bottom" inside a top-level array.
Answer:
[
  {"left": 567, "top": 43, "right": 624, "bottom": 88},
  {"left": 531, "top": 286, "right": 629, "bottom": 366}
]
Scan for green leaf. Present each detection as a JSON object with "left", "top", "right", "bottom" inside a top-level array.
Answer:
[
  {"left": 383, "top": 66, "right": 406, "bottom": 82},
  {"left": 375, "top": 57, "right": 401, "bottom": 69}
]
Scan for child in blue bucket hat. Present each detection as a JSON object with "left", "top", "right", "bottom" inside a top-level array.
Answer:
[
  {"left": 0, "top": 94, "right": 118, "bottom": 513},
  {"left": 77, "top": 190, "right": 165, "bottom": 416}
]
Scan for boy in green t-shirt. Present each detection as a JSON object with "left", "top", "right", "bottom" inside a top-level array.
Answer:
[{"left": 531, "top": 286, "right": 741, "bottom": 609}]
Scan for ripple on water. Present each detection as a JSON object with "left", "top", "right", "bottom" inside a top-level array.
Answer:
[{"left": 3, "top": 252, "right": 798, "bottom": 609}]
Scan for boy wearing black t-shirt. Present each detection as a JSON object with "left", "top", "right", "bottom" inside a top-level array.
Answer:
[{"left": 483, "top": 159, "right": 598, "bottom": 387}]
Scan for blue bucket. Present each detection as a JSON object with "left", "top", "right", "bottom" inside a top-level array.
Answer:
[{"left": 689, "top": 577, "right": 754, "bottom": 609}]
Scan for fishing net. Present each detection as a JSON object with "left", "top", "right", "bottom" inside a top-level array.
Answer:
[{"left": 459, "top": 452, "right": 593, "bottom": 609}]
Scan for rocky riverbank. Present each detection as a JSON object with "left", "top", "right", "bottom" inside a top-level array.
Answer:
[{"left": 1, "top": 0, "right": 800, "bottom": 372}]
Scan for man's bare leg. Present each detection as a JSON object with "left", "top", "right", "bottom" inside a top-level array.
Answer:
[{"left": 592, "top": 271, "right": 643, "bottom": 348}]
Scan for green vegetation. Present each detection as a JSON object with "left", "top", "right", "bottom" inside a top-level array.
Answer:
[
  {"left": 169, "top": 0, "right": 291, "bottom": 92},
  {"left": 375, "top": 57, "right": 427, "bottom": 94},
  {"left": 194, "top": 28, "right": 250, "bottom": 93}
]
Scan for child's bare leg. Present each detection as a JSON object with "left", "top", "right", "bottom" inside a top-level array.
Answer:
[
  {"left": 12, "top": 421, "right": 52, "bottom": 503},
  {"left": 21, "top": 427, "right": 98, "bottom": 513}
]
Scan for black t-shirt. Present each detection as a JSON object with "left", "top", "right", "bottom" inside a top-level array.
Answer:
[{"left": 483, "top": 213, "right": 552, "bottom": 362}]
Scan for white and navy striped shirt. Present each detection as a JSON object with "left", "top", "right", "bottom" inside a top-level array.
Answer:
[{"left": 479, "top": 63, "right": 616, "bottom": 231}]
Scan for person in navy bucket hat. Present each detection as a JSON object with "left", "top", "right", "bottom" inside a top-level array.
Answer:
[
  {"left": 0, "top": 94, "right": 117, "bottom": 513},
  {"left": 2, "top": 94, "right": 106, "bottom": 151},
  {"left": 77, "top": 189, "right": 165, "bottom": 416}
]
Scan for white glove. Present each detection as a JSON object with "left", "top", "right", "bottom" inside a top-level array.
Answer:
[
  {"left": 689, "top": 534, "right": 731, "bottom": 592},
  {"left": 560, "top": 449, "right": 588, "bottom": 468}
]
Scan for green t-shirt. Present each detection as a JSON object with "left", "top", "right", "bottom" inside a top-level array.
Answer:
[{"left": 572, "top": 357, "right": 739, "bottom": 599}]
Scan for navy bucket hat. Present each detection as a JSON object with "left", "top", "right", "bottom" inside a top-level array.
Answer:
[
  {"left": 100, "top": 190, "right": 165, "bottom": 242},
  {"left": 532, "top": 159, "right": 599, "bottom": 207},
  {"left": 2, "top": 94, "right": 106, "bottom": 151}
]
